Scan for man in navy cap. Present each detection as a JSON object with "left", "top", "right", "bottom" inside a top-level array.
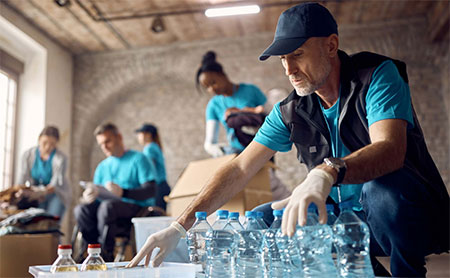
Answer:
[{"left": 128, "top": 3, "right": 449, "bottom": 276}]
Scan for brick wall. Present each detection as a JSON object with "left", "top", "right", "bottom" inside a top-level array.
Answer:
[{"left": 72, "top": 17, "right": 449, "bottom": 199}]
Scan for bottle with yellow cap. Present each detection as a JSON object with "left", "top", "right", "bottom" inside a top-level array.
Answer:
[
  {"left": 80, "top": 244, "right": 107, "bottom": 271},
  {"left": 50, "top": 244, "right": 78, "bottom": 273}
]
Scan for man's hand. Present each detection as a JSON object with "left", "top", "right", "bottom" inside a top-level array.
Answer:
[
  {"left": 271, "top": 168, "right": 334, "bottom": 237},
  {"left": 126, "top": 222, "right": 186, "bottom": 268},
  {"left": 106, "top": 182, "right": 123, "bottom": 197},
  {"left": 81, "top": 186, "right": 99, "bottom": 204}
]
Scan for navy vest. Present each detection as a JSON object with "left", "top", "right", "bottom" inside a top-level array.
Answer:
[{"left": 279, "top": 50, "right": 448, "bottom": 202}]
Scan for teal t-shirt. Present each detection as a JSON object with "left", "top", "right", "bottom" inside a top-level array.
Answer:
[
  {"left": 254, "top": 60, "right": 414, "bottom": 210},
  {"left": 31, "top": 148, "right": 55, "bottom": 185},
  {"left": 206, "top": 83, "right": 267, "bottom": 151},
  {"left": 93, "top": 150, "right": 156, "bottom": 206},
  {"left": 142, "top": 142, "right": 166, "bottom": 184}
]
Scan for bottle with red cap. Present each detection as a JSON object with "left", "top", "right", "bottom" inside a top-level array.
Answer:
[
  {"left": 80, "top": 244, "right": 107, "bottom": 271},
  {"left": 50, "top": 244, "right": 78, "bottom": 273}
]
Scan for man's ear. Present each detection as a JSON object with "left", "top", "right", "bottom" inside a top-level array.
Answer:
[{"left": 326, "top": 34, "right": 339, "bottom": 57}]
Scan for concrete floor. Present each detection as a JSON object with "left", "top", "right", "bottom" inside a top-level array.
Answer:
[{"left": 377, "top": 253, "right": 450, "bottom": 277}]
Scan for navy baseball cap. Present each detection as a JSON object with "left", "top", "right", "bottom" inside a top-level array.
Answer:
[
  {"left": 259, "top": 3, "right": 338, "bottom": 61},
  {"left": 135, "top": 123, "right": 157, "bottom": 135}
]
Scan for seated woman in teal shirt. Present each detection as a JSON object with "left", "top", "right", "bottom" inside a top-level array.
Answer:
[
  {"left": 136, "top": 123, "right": 171, "bottom": 211},
  {"left": 16, "top": 126, "right": 71, "bottom": 218},
  {"left": 196, "top": 51, "right": 267, "bottom": 156}
]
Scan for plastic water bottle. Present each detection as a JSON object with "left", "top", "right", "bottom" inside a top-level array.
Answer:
[
  {"left": 326, "top": 204, "right": 337, "bottom": 225},
  {"left": 223, "top": 212, "right": 243, "bottom": 278},
  {"left": 333, "top": 201, "right": 375, "bottom": 278},
  {"left": 225, "top": 212, "right": 244, "bottom": 231},
  {"left": 275, "top": 221, "right": 302, "bottom": 277},
  {"left": 187, "top": 211, "right": 211, "bottom": 272},
  {"left": 212, "top": 210, "right": 229, "bottom": 230},
  {"left": 326, "top": 204, "right": 338, "bottom": 262},
  {"left": 80, "top": 244, "right": 107, "bottom": 271},
  {"left": 235, "top": 227, "right": 264, "bottom": 277},
  {"left": 243, "top": 211, "right": 262, "bottom": 230},
  {"left": 205, "top": 229, "right": 236, "bottom": 278},
  {"left": 296, "top": 204, "right": 338, "bottom": 277},
  {"left": 256, "top": 211, "right": 269, "bottom": 229},
  {"left": 50, "top": 245, "right": 78, "bottom": 273},
  {"left": 262, "top": 209, "right": 284, "bottom": 278}
]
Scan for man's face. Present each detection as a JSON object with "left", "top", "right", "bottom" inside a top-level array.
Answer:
[
  {"left": 96, "top": 130, "right": 123, "bottom": 157},
  {"left": 280, "top": 37, "right": 332, "bottom": 96}
]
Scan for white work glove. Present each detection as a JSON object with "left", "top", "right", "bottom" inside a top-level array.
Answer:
[
  {"left": 81, "top": 184, "right": 99, "bottom": 204},
  {"left": 272, "top": 168, "right": 334, "bottom": 237},
  {"left": 204, "top": 142, "right": 225, "bottom": 158},
  {"left": 127, "top": 221, "right": 186, "bottom": 267}
]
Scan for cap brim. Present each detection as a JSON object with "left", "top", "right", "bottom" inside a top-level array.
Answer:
[
  {"left": 259, "top": 37, "right": 308, "bottom": 61},
  {"left": 135, "top": 128, "right": 144, "bottom": 133}
]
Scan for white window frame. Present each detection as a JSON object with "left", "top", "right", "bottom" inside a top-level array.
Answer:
[{"left": 0, "top": 69, "right": 18, "bottom": 190}]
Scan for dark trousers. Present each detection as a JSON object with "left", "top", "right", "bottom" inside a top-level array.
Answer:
[
  {"left": 252, "top": 168, "right": 449, "bottom": 277},
  {"left": 73, "top": 200, "right": 141, "bottom": 255},
  {"left": 155, "top": 181, "right": 171, "bottom": 211}
]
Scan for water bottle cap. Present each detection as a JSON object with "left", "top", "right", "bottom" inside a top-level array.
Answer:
[
  {"left": 256, "top": 211, "right": 264, "bottom": 218},
  {"left": 339, "top": 200, "right": 353, "bottom": 210},
  {"left": 229, "top": 212, "right": 239, "bottom": 219},
  {"left": 307, "top": 203, "right": 318, "bottom": 213},
  {"left": 245, "top": 211, "right": 256, "bottom": 218},
  {"left": 57, "top": 245, "right": 72, "bottom": 255},
  {"left": 88, "top": 244, "right": 101, "bottom": 249},
  {"left": 273, "top": 209, "right": 283, "bottom": 217},
  {"left": 326, "top": 204, "right": 335, "bottom": 212},
  {"left": 217, "top": 210, "right": 229, "bottom": 218},
  {"left": 58, "top": 244, "right": 72, "bottom": 250},
  {"left": 195, "top": 211, "right": 207, "bottom": 219}
]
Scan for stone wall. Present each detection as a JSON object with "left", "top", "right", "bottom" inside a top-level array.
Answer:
[{"left": 72, "top": 17, "right": 449, "bottom": 199}]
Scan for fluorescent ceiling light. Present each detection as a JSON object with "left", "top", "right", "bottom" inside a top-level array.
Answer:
[{"left": 205, "top": 5, "right": 260, "bottom": 17}]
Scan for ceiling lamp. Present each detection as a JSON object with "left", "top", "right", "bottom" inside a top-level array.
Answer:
[
  {"left": 151, "top": 16, "right": 165, "bottom": 33},
  {"left": 205, "top": 4, "right": 260, "bottom": 17}
]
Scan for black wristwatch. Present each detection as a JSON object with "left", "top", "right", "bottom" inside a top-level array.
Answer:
[{"left": 323, "top": 157, "right": 347, "bottom": 185}]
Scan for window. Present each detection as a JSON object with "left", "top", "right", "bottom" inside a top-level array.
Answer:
[{"left": 0, "top": 70, "right": 17, "bottom": 190}]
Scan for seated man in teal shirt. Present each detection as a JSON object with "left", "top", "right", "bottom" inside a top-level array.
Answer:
[{"left": 74, "top": 123, "right": 156, "bottom": 261}]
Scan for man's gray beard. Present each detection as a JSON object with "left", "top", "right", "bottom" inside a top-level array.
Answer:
[{"left": 294, "top": 86, "right": 315, "bottom": 97}]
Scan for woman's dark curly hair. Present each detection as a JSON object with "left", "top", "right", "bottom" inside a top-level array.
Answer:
[{"left": 195, "top": 51, "right": 225, "bottom": 92}]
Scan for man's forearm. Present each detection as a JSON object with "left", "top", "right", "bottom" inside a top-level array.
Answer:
[
  {"left": 342, "top": 140, "right": 405, "bottom": 184},
  {"left": 122, "top": 181, "right": 156, "bottom": 200},
  {"left": 319, "top": 119, "right": 407, "bottom": 185}
]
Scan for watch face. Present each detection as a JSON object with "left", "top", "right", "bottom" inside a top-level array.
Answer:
[{"left": 327, "top": 157, "right": 346, "bottom": 168}]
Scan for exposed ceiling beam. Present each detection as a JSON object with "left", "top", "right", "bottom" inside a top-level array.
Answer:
[{"left": 75, "top": 0, "right": 344, "bottom": 21}]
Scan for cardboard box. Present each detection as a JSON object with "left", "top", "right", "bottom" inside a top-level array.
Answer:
[
  {"left": 0, "top": 233, "right": 59, "bottom": 277},
  {"left": 167, "top": 154, "right": 273, "bottom": 217}
]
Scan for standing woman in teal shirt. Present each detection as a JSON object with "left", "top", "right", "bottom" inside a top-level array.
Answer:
[
  {"left": 16, "top": 126, "right": 71, "bottom": 218},
  {"left": 135, "top": 123, "right": 171, "bottom": 211},
  {"left": 196, "top": 51, "right": 267, "bottom": 157}
]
